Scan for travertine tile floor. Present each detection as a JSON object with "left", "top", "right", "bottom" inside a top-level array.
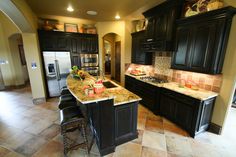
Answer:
[{"left": 0, "top": 86, "right": 236, "bottom": 157}]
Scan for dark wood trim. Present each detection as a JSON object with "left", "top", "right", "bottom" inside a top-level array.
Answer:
[{"left": 208, "top": 122, "right": 222, "bottom": 135}]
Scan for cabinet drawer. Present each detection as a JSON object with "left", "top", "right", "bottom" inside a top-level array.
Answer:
[{"left": 162, "top": 88, "right": 196, "bottom": 105}]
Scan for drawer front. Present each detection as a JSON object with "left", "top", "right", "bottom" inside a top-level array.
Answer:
[{"left": 161, "top": 88, "right": 196, "bottom": 105}]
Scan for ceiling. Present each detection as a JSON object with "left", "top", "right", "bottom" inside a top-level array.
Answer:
[{"left": 25, "top": 0, "right": 165, "bottom": 21}]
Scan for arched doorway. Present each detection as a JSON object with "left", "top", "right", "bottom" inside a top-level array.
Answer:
[
  {"left": 103, "top": 33, "right": 121, "bottom": 82},
  {"left": 8, "top": 33, "right": 29, "bottom": 86}
]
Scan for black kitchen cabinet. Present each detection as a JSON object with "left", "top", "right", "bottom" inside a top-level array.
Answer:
[
  {"left": 38, "top": 30, "right": 71, "bottom": 51},
  {"left": 125, "top": 75, "right": 160, "bottom": 114},
  {"left": 171, "top": 26, "right": 192, "bottom": 70},
  {"left": 125, "top": 75, "right": 136, "bottom": 92},
  {"left": 38, "top": 30, "right": 98, "bottom": 53},
  {"left": 172, "top": 7, "right": 236, "bottom": 74},
  {"left": 115, "top": 102, "right": 138, "bottom": 145},
  {"left": 160, "top": 94, "right": 175, "bottom": 121},
  {"left": 79, "top": 99, "right": 138, "bottom": 156},
  {"left": 160, "top": 88, "right": 215, "bottom": 137},
  {"left": 38, "top": 30, "right": 98, "bottom": 66},
  {"left": 142, "top": 0, "right": 183, "bottom": 51},
  {"left": 81, "top": 35, "right": 98, "bottom": 53},
  {"left": 131, "top": 31, "right": 152, "bottom": 65}
]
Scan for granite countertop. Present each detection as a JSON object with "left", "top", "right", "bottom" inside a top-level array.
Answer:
[
  {"left": 125, "top": 73, "right": 218, "bottom": 101},
  {"left": 67, "top": 75, "right": 141, "bottom": 106}
]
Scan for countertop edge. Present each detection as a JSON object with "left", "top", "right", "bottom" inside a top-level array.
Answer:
[{"left": 125, "top": 73, "right": 219, "bottom": 101}]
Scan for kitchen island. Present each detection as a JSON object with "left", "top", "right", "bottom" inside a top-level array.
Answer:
[{"left": 66, "top": 75, "right": 141, "bottom": 156}]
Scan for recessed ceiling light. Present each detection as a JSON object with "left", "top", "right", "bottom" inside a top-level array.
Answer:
[
  {"left": 67, "top": 6, "right": 74, "bottom": 12},
  {"left": 87, "top": 11, "right": 98, "bottom": 15},
  {"left": 115, "top": 15, "right": 120, "bottom": 20}
]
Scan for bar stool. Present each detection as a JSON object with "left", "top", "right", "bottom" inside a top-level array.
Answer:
[
  {"left": 60, "top": 106, "right": 89, "bottom": 156},
  {"left": 61, "top": 86, "right": 71, "bottom": 96},
  {"left": 58, "top": 94, "right": 76, "bottom": 110}
]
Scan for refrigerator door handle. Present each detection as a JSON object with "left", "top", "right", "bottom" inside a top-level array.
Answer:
[{"left": 55, "top": 60, "right": 61, "bottom": 81}]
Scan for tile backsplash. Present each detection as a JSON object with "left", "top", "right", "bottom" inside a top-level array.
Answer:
[{"left": 126, "top": 51, "right": 222, "bottom": 93}]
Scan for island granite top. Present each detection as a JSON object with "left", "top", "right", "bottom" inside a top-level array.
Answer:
[{"left": 67, "top": 75, "right": 141, "bottom": 106}]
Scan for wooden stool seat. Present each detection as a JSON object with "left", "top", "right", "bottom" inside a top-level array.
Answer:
[{"left": 60, "top": 106, "right": 89, "bottom": 156}]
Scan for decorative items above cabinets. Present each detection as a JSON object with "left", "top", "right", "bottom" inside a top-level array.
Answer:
[
  {"left": 183, "top": 0, "right": 224, "bottom": 17},
  {"left": 142, "top": 0, "right": 184, "bottom": 52},
  {"left": 171, "top": 6, "right": 236, "bottom": 74}
]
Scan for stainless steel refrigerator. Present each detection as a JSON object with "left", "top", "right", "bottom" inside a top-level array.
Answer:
[{"left": 43, "top": 51, "right": 71, "bottom": 97}]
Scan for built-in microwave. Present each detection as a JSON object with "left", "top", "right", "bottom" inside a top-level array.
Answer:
[
  {"left": 81, "top": 67, "right": 98, "bottom": 76},
  {"left": 80, "top": 54, "right": 99, "bottom": 67}
]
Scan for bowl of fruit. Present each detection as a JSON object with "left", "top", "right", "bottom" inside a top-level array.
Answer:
[{"left": 70, "top": 66, "right": 86, "bottom": 80}]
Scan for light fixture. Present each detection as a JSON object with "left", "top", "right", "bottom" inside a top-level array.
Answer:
[
  {"left": 67, "top": 6, "right": 74, "bottom": 12},
  {"left": 87, "top": 11, "right": 98, "bottom": 15},
  {"left": 115, "top": 14, "right": 120, "bottom": 20}
]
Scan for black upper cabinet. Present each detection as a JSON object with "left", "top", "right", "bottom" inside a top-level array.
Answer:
[
  {"left": 142, "top": 0, "right": 183, "bottom": 51},
  {"left": 38, "top": 30, "right": 98, "bottom": 54},
  {"left": 172, "top": 26, "right": 192, "bottom": 70},
  {"left": 172, "top": 7, "right": 236, "bottom": 74},
  {"left": 131, "top": 31, "right": 152, "bottom": 65},
  {"left": 81, "top": 35, "right": 98, "bottom": 53}
]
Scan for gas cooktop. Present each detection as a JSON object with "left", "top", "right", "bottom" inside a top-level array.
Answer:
[{"left": 139, "top": 76, "right": 168, "bottom": 84}]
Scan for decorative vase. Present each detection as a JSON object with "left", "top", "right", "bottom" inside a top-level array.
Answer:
[{"left": 207, "top": 1, "right": 224, "bottom": 11}]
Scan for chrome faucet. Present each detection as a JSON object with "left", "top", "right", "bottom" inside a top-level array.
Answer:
[{"left": 96, "top": 69, "right": 105, "bottom": 80}]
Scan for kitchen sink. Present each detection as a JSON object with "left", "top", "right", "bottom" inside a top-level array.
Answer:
[{"left": 103, "top": 81, "right": 117, "bottom": 88}]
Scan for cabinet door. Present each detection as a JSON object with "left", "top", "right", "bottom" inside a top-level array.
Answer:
[
  {"left": 131, "top": 32, "right": 152, "bottom": 65},
  {"left": 189, "top": 23, "right": 217, "bottom": 73},
  {"left": 71, "top": 55, "right": 80, "bottom": 66},
  {"left": 198, "top": 98, "right": 215, "bottom": 132},
  {"left": 171, "top": 26, "right": 192, "bottom": 70},
  {"left": 81, "top": 37, "right": 89, "bottom": 53},
  {"left": 89, "top": 36, "right": 98, "bottom": 53},
  {"left": 115, "top": 102, "right": 138, "bottom": 145},
  {"left": 125, "top": 75, "right": 136, "bottom": 92},
  {"left": 145, "top": 17, "right": 156, "bottom": 42},
  {"left": 175, "top": 101, "right": 194, "bottom": 132},
  {"left": 56, "top": 36, "right": 70, "bottom": 51},
  {"left": 160, "top": 94, "right": 175, "bottom": 120},
  {"left": 70, "top": 38, "right": 77, "bottom": 54},
  {"left": 155, "top": 14, "right": 167, "bottom": 40},
  {"left": 39, "top": 35, "right": 56, "bottom": 51}
]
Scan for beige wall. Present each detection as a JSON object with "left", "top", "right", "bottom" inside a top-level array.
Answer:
[
  {"left": 97, "top": 21, "right": 132, "bottom": 86},
  {"left": 96, "top": 21, "right": 126, "bottom": 85},
  {"left": 22, "top": 33, "right": 46, "bottom": 98},
  {"left": 0, "top": 11, "right": 25, "bottom": 86},
  {"left": 211, "top": 0, "right": 236, "bottom": 131},
  {"left": 1, "top": 0, "right": 47, "bottom": 102}
]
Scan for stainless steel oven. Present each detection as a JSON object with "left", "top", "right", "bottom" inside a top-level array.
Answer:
[
  {"left": 80, "top": 54, "right": 99, "bottom": 67},
  {"left": 81, "top": 67, "right": 99, "bottom": 76}
]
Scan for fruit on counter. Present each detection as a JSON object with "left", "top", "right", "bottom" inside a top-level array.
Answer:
[{"left": 130, "top": 69, "right": 146, "bottom": 76}]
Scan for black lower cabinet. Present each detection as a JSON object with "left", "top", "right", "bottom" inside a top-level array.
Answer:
[
  {"left": 160, "top": 88, "right": 215, "bottom": 137},
  {"left": 160, "top": 95, "right": 175, "bottom": 121},
  {"left": 85, "top": 100, "right": 115, "bottom": 155},
  {"left": 115, "top": 102, "right": 138, "bottom": 145},
  {"left": 125, "top": 75, "right": 160, "bottom": 114},
  {"left": 80, "top": 99, "right": 138, "bottom": 156}
]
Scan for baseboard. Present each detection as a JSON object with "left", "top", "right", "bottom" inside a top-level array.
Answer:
[
  {"left": 4, "top": 82, "right": 29, "bottom": 90},
  {"left": 33, "top": 97, "right": 46, "bottom": 105},
  {"left": 208, "top": 122, "right": 222, "bottom": 135}
]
